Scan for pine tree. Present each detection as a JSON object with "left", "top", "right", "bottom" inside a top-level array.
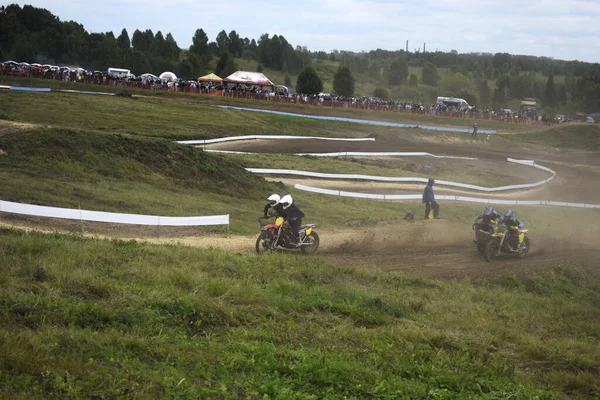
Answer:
[
  {"left": 333, "top": 66, "right": 355, "bottom": 97},
  {"left": 296, "top": 66, "right": 323, "bottom": 94},
  {"left": 544, "top": 75, "right": 557, "bottom": 107}
]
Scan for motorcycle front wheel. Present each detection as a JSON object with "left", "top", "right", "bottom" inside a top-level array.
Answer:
[
  {"left": 255, "top": 234, "right": 270, "bottom": 255},
  {"left": 300, "top": 231, "right": 320, "bottom": 255},
  {"left": 476, "top": 239, "right": 487, "bottom": 254},
  {"left": 516, "top": 237, "right": 530, "bottom": 259},
  {"left": 484, "top": 238, "right": 501, "bottom": 262}
]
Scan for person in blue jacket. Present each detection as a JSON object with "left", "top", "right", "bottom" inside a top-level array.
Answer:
[{"left": 422, "top": 178, "right": 440, "bottom": 219}]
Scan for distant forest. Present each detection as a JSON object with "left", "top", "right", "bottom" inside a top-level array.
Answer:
[{"left": 1, "top": 4, "right": 599, "bottom": 113}]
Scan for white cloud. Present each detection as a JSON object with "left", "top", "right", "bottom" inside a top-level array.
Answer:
[{"left": 12, "top": 0, "right": 600, "bottom": 62}]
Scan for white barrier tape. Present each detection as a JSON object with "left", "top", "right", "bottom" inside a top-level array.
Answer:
[
  {"left": 177, "top": 135, "right": 375, "bottom": 145},
  {"left": 55, "top": 89, "right": 115, "bottom": 96},
  {"left": 293, "top": 184, "right": 600, "bottom": 209},
  {"left": 207, "top": 149, "right": 477, "bottom": 160},
  {"left": 206, "top": 150, "right": 255, "bottom": 155},
  {"left": 0, "top": 85, "right": 10, "bottom": 90},
  {"left": 0, "top": 200, "right": 229, "bottom": 226},
  {"left": 295, "top": 151, "right": 477, "bottom": 160},
  {"left": 247, "top": 161, "right": 555, "bottom": 192}
]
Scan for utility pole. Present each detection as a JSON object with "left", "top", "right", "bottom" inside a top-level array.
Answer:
[
  {"left": 406, "top": 40, "right": 408, "bottom": 52},
  {"left": 423, "top": 42, "right": 426, "bottom": 53}
]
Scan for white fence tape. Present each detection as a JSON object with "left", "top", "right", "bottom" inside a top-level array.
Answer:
[
  {"left": 293, "top": 184, "right": 600, "bottom": 209},
  {"left": 248, "top": 158, "right": 556, "bottom": 193},
  {"left": 177, "top": 135, "right": 375, "bottom": 145},
  {"left": 55, "top": 89, "right": 115, "bottom": 96},
  {"left": 208, "top": 149, "right": 477, "bottom": 160},
  {"left": 294, "top": 151, "right": 477, "bottom": 160},
  {"left": 0, "top": 200, "right": 229, "bottom": 227}
]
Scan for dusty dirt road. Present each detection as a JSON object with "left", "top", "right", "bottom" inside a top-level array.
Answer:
[{"left": 2, "top": 216, "right": 598, "bottom": 281}]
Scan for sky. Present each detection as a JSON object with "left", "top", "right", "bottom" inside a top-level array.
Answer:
[{"left": 14, "top": 0, "right": 600, "bottom": 63}]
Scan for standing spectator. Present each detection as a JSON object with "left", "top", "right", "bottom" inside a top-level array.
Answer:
[
  {"left": 472, "top": 123, "right": 478, "bottom": 138},
  {"left": 422, "top": 178, "right": 440, "bottom": 219}
]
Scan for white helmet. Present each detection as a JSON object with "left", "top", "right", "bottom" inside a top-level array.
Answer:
[
  {"left": 267, "top": 194, "right": 280, "bottom": 206},
  {"left": 279, "top": 194, "right": 293, "bottom": 209}
]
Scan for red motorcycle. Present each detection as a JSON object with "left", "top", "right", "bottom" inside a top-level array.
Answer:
[{"left": 256, "top": 216, "right": 320, "bottom": 255}]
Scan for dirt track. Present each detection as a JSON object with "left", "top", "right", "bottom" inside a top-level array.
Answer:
[
  {"left": 3, "top": 214, "right": 599, "bottom": 281},
  {"left": 207, "top": 129, "right": 600, "bottom": 202},
  {"left": 3, "top": 123, "right": 599, "bottom": 280},
  {"left": 199, "top": 127, "right": 600, "bottom": 279}
]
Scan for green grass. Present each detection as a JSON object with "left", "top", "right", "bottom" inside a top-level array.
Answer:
[
  {"left": 513, "top": 123, "right": 600, "bottom": 151},
  {"left": 0, "top": 91, "right": 385, "bottom": 141},
  {"left": 0, "top": 228, "right": 598, "bottom": 398}
]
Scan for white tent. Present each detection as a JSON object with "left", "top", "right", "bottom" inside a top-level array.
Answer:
[
  {"left": 224, "top": 71, "right": 274, "bottom": 90},
  {"left": 159, "top": 71, "right": 178, "bottom": 81}
]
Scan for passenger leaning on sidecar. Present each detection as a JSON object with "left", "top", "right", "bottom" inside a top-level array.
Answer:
[
  {"left": 473, "top": 205, "right": 502, "bottom": 240},
  {"left": 279, "top": 194, "right": 305, "bottom": 246},
  {"left": 499, "top": 209, "right": 525, "bottom": 250}
]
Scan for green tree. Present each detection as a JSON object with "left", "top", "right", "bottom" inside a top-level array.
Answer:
[
  {"left": 189, "top": 28, "right": 211, "bottom": 69},
  {"left": 216, "top": 30, "right": 230, "bottom": 52},
  {"left": 189, "top": 29, "right": 209, "bottom": 56},
  {"left": 388, "top": 59, "right": 408, "bottom": 85},
  {"left": 408, "top": 74, "right": 418, "bottom": 87},
  {"left": 439, "top": 72, "right": 476, "bottom": 95},
  {"left": 373, "top": 87, "right": 388, "bottom": 100},
  {"left": 215, "top": 52, "right": 236, "bottom": 77},
  {"left": 557, "top": 84, "right": 567, "bottom": 106},
  {"left": 544, "top": 75, "right": 557, "bottom": 107},
  {"left": 116, "top": 28, "right": 130, "bottom": 50},
  {"left": 165, "top": 33, "right": 180, "bottom": 61},
  {"left": 296, "top": 66, "right": 323, "bottom": 94},
  {"left": 228, "top": 30, "right": 243, "bottom": 56},
  {"left": 132, "top": 29, "right": 153, "bottom": 52},
  {"left": 492, "top": 87, "right": 506, "bottom": 109},
  {"left": 333, "top": 65, "right": 355, "bottom": 97},
  {"left": 478, "top": 80, "right": 490, "bottom": 108},
  {"left": 421, "top": 62, "right": 437, "bottom": 86},
  {"left": 151, "top": 31, "right": 165, "bottom": 57}
]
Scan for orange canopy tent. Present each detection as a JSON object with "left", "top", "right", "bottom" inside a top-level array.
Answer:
[{"left": 197, "top": 73, "right": 223, "bottom": 83}]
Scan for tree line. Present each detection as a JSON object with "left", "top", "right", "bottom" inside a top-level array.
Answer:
[{"left": 1, "top": 4, "right": 599, "bottom": 112}]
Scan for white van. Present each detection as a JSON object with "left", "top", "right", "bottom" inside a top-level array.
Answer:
[
  {"left": 436, "top": 96, "right": 471, "bottom": 111},
  {"left": 107, "top": 67, "right": 134, "bottom": 79}
]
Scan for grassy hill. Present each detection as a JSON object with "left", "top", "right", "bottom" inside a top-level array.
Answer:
[
  {"left": 0, "top": 124, "right": 282, "bottom": 232},
  {"left": 0, "top": 122, "right": 434, "bottom": 234},
  {"left": 0, "top": 90, "right": 385, "bottom": 140},
  {"left": 514, "top": 123, "right": 600, "bottom": 151},
  {"left": 0, "top": 228, "right": 598, "bottom": 398}
]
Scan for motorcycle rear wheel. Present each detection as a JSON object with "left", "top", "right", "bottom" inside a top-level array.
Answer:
[
  {"left": 484, "top": 239, "right": 501, "bottom": 262},
  {"left": 300, "top": 232, "right": 320, "bottom": 255}
]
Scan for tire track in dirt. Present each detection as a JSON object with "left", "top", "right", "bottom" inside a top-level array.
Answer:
[{"left": 3, "top": 218, "right": 596, "bottom": 281}]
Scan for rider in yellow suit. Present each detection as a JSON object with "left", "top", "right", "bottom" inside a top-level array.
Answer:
[{"left": 499, "top": 209, "right": 525, "bottom": 250}]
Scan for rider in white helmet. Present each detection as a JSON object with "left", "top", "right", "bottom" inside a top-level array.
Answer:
[
  {"left": 279, "top": 194, "right": 305, "bottom": 246},
  {"left": 263, "top": 194, "right": 283, "bottom": 218}
]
